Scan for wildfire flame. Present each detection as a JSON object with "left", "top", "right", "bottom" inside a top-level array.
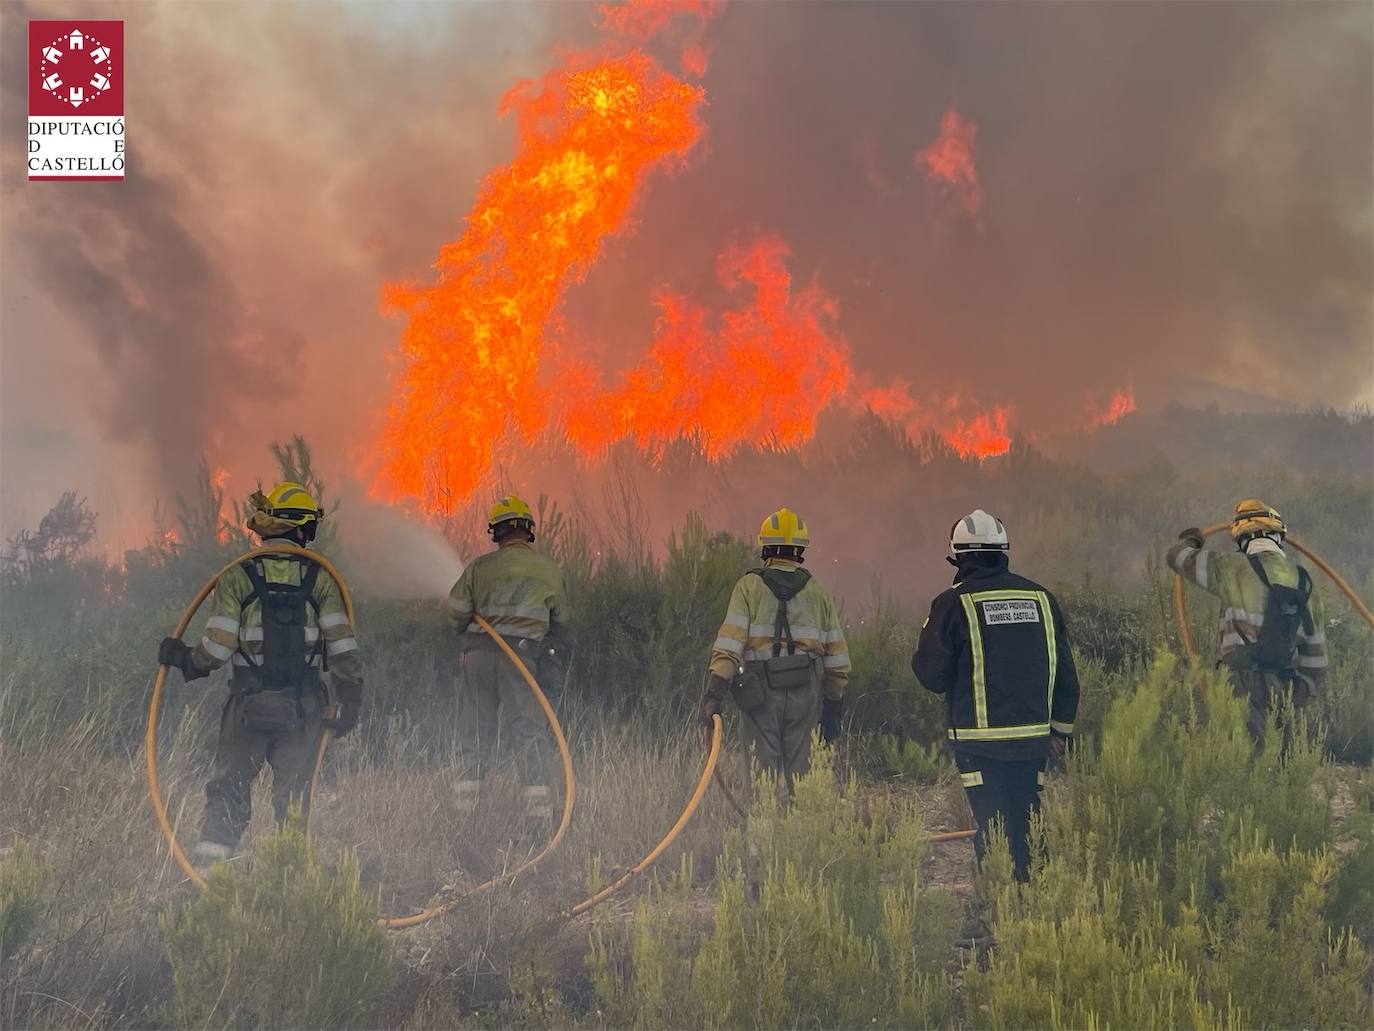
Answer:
[
  {"left": 917, "top": 106, "right": 982, "bottom": 217},
  {"left": 559, "top": 237, "right": 850, "bottom": 460},
  {"left": 375, "top": 44, "right": 706, "bottom": 510},
  {"left": 857, "top": 379, "right": 1013, "bottom": 459},
  {"left": 1084, "top": 388, "right": 1138, "bottom": 430}
]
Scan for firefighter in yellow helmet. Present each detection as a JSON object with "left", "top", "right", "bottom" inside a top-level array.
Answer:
[
  {"left": 1169, "top": 499, "right": 1326, "bottom": 742},
  {"left": 447, "top": 495, "right": 569, "bottom": 823},
  {"left": 156, "top": 482, "right": 364, "bottom": 864},
  {"left": 701, "top": 508, "right": 850, "bottom": 788}
]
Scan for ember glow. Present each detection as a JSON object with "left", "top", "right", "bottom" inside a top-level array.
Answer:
[{"left": 916, "top": 106, "right": 982, "bottom": 217}]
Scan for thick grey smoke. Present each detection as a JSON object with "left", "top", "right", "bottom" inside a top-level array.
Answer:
[{"left": 1, "top": 2, "right": 1369, "bottom": 558}]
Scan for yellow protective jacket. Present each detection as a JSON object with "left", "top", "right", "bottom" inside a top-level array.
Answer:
[
  {"left": 708, "top": 559, "right": 850, "bottom": 700},
  {"left": 1167, "top": 537, "right": 1327, "bottom": 692},
  {"left": 447, "top": 541, "right": 569, "bottom": 642},
  {"left": 190, "top": 553, "right": 363, "bottom": 689}
]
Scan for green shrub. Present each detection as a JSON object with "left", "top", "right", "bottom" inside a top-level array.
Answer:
[
  {"left": 966, "top": 653, "right": 1371, "bottom": 1030},
  {"left": 591, "top": 745, "right": 957, "bottom": 1029},
  {"left": 160, "top": 823, "right": 391, "bottom": 1029},
  {"left": 0, "top": 842, "right": 45, "bottom": 959},
  {"left": 873, "top": 734, "right": 953, "bottom": 784}
]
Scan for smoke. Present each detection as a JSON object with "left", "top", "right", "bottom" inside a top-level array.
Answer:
[
  {"left": 2, "top": 2, "right": 1369, "bottom": 571},
  {"left": 333, "top": 487, "right": 464, "bottom": 599}
]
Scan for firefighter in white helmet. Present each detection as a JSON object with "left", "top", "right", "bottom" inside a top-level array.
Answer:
[
  {"left": 700, "top": 508, "right": 850, "bottom": 789},
  {"left": 1168, "top": 499, "right": 1326, "bottom": 743},
  {"left": 912, "top": 510, "right": 1079, "bottom": 882},
  {"left": 447, "top": 495, "right": 569, "bottom": 824}
]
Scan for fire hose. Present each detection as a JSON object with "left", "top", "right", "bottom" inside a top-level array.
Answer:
[
  {"left": 1173, "top": 524, "right": 1374, "bottom": 659},
  {"left": 150, "top": 547, "right": 973, "bottom": 926},
  {"left": 145, "top": 546, "right": 732, "bottom": 928}
]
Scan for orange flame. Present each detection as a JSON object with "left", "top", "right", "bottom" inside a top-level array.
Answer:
[
  {"left": 944, "top": 407, "right": 1012, "bottom": 459},
  {"left": 560, "top": 237, "right": 850, "bottom": 460},
  {"left": 375, "top": 44, "right": 706, "bottom": 511},
  {"left": 916, "top": 106, "right": 982, "bottom": 217},
  {"left": 1084, "top": 388, "right": 1137, "bottom": 430},
  {"left": 858, "top": 380, "right": 1012, "bottom": 459}
]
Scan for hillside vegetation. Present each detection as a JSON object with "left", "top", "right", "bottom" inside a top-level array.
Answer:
[{"left": 1, "top": 412, "right": 1370, "bottom": 1028}]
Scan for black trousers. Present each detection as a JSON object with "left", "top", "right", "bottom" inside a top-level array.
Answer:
[{"left": 954, "top": 751, "right": 1045, "bottom": 882}]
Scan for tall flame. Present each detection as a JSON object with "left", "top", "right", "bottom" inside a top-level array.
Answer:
[{"left": 375, "top": 47, "right": 705, "bottom": 510}]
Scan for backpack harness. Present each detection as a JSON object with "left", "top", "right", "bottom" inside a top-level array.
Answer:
[
  {"left": 234, "top": 557, "right": 327, "bottom": 696},
  {"left": 749, "top": 567, "right": 818, "bottom": 690},
  {"left": 1230, "top": 554, "right": 1314, "bottom": 676}
]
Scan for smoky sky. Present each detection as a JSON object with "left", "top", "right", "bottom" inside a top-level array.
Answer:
[{"left": 1, "top": 1, "right": 1369, "bottom": 545}]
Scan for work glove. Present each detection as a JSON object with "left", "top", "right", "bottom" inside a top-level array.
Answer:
[
  {"left": 1178, "top": 527, "right": 1205, "bottom": 549},
  {"left": 328, "top": 680, "right": 362, "bottom": 737},
  {"left": 158, "top": 636, "right": 208, "bottom": 682},
  {"left": 536, "top": 644, "right": 566, "bottom": 703},
  {"left": 698, "top": 673, "right": 729, "bottom": 731},
  {"left": 1049, "top": 732, "right": 1072, "bottom": 766},
  {"left": 819, "top": 697, "right": 844, "bottom": 744}
]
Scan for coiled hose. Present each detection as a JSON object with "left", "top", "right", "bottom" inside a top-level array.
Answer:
[{"left": 1173, "top": 524, "right": 1374, "bottom": 658}]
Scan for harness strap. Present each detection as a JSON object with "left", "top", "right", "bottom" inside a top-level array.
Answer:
[
  {"left": 233, "top": 557, "right": 326, "bottom": 678},
  {"left": 751, "top": 568, "right": 812, "bottom": 658}
]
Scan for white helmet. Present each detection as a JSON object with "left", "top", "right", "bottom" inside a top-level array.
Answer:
[{"left": 949, "top": 509, "right": 1009, "bottom": 560}]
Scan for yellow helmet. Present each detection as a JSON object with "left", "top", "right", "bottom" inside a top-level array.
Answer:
[
  {"left": 1231, "top": 498, "right": 1286, "bottom": 543},
  {"left": 488, "top": 494, "right": 535, "bottom": 540},
  {"left": 758, "top": 507, "right": 810, "bottom": 550},
  {"left": 246, "top": 481, "right": 322, "bottom": 540}
]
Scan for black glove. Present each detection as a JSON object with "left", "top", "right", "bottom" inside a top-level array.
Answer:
[
  {"left": 328, "top": 680, "right": 362, "bottom": 737},
  {"left": 158, "top": 636, "right": 208, "bottom": 681},
  {"left": 1178, "top": 527, "right": 1205, "bottom": 549},
  {"left": 699, "top": 674, "right": 729, "bottom": 729},
  {"left": 819, "top": 697, "right": 844, "bottom": 744},
  {"left": 536, "top": 644, "right": 566, "bottom": 699}
]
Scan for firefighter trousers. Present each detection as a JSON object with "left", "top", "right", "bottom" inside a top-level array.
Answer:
[
  {"left": 1227, "top": 667, "right": 1312, "bottom": 745},
  {"left": 737, "top": 674, "right": 821, "bottom": 791},
  {"left": 201, "top": 691, "right": 324, "bottom": 847},
  {"left": 456, "top": 637, "right": 549, "bottom": 785},
  {"left": 954, "top": 751, "right": 1045, "bottom": 883}
]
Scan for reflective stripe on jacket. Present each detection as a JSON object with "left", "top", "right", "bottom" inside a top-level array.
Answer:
[
  {"left": 708, "top": 559, "right": 850, "bottom": 701},
  {"left": 447, "top": 541, "right": 568, "bottom": 642},
  {"left": 1166, "top": 538, "right": 1327, "bottom": 691},
  {"left": 190, "top": 553, "right": 363, "bottom": 687},
  {"left": 912, "top": 563, "right": 1079, "bottom": 760}
]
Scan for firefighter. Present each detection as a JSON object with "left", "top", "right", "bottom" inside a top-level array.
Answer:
[
  {"left": 1168, "top": 499, "right": 1326, "bottom": 742},
  {"left": 700, "top": 508, "right": 850, "bottom": 789},
  {"left": 447, "top": 495, "right": 568, "bottom": 823},
  {"left": 157, "top": 482, "right": 364, "bottom": 864},
  {"left": 912, "top": 510, "right": 1079, "bottom": 882}
]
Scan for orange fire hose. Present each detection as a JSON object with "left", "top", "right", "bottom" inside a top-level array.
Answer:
[
  {"left": 566, "top": 714, "right": 723, "bottom": 917},
  {"left": 146, "top": 545, "right": 356, "bottom": 892},
  {"left": 1174, "top": 524, "right": 1374, "bottom": 659},
  {"left": 377, "top": 612, "right": 574, "bottom": 929}
]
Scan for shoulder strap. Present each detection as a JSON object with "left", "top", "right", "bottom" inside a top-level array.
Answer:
[
  {"left": 235, "top": 560, "right": 268, "bottom": 668},
  {"left": 1247, "top": 554, "right": 1272, "bottom": 588},
  {"left": 750, "top": 568, "right": 812, "bottom": 657}
]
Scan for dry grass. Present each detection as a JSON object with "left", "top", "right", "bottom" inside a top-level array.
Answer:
[{"left": 0, "top": 683, "right": 772, "bottom": 1028}]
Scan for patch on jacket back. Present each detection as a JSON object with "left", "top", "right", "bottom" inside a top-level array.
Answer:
[{"left": 981, "top": 599, "right": 1041, "bottom": 625}]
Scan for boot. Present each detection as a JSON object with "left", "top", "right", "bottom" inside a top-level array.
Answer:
[
  {"left": 454, "top": 778, "right": 482, "bottom": 815},
  {"left": 520, "top": 784, "right": 553, "bottom": 824},
  {"left": 191, "top": 839, "right": 235, "bottom": 866}
]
